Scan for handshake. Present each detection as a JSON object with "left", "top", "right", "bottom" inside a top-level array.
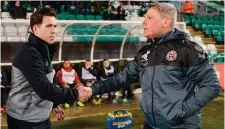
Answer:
[{"left": 75, "top": 83, "right": 93, "bottom": 102}]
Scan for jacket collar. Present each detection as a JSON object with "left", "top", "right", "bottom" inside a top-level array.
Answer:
[
  {"left": 147, "top": 29, "right": 174, "bottom": 46},
  {"left": 28, "top": 33, "right": 57, "bottom": 64}
]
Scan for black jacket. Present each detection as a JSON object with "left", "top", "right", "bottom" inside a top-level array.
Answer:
[{"left": 6, "top": 33, "right": 78, "bottom": 122}]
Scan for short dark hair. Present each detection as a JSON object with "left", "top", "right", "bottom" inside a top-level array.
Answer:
[
  {"left": 64, "top": 58, "right": 69, "bottom": 62},
  {"left": 86, "top": 59, "right": 91, "bottom": 62},
  {"left": 103, "top": 58, "right": 109, "bottom": 62},
  {"left": 30, "top": 8, "right": 56, "bottom": 32}
]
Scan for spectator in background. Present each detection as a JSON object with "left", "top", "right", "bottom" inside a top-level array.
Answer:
[
  {"left": 99, "top": 59, "right": 118, "bottom": 104},
  {"left": 1, "top": 0, "right": 11, "bottom": 12},
  {"left": 80, "top": 59, "right": 100, "bottom": 105},
  {"left": 9, "top": 0, "right": 26, "bottom": 19},
  {"left": 93, "top": 1, "right": 104, "bottom": 15},
  {"left": 117, "top": 2, "right": 126, "bottom": 20},
  {"left": 182, "top": 0, "right": 194, "bottom": 14},
  {"left": 80, "top": 59, "right": 97, "bottom": 85},
  {"left": 89, "top": 6, "right": 96, "bottom": 15},
  {"left": 25, "top": 1, "right": 35, "bottom": 12},
  {"left": 57, "top": 59, "right": 84, "bottom": 107},
  {"left": 106, "top": 2, "right": 117, "bottom": 20},
  {"left": 139, "top": 3, "right": 147, "bottom": 17}
]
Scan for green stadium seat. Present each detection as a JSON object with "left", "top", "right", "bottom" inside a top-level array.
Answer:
[
  {"left": 97, "top": 36, "right": 109, "bottom": 42},
  {"left": 73, "top": 36, "right": 93, "bottom": 42},
  {"left": 86, "top": 15, "right": 95, "bottom": 20},
  {"left": 205, "top": 28, "right": 212, "bottom": 36},
  {"left": 67, "top": 14, "right": 76, "bottom": 20},
  {"left": 95, "top": 15, "right": 103, "bottom": 20},
  {"left": 99, "top": 29, "right": 111, "bottom": 35},
  {"left": 108, "top": 37, "right": 123, "bottom": 42},
  {"left": 76, "top": 15, "right": 86, "bottom": 20},
  {"left": 56, "top": 14, "right": 67, "bottom": 20},
  {"left": 214, "top": 54, "right": 224, "bottom": 63},
  {"left": 185, "top": 18, "right": 192, "bottom": 25},
  {"left": 212, "top": 29, "right": 219, "bottom": 36},
  {"left": 202, "top": 24, "right": 208, "bottom": 30},
  {"left": 111, "top": 29, "right": 127, "bottom": 35},
  {"left": 87, "top": 29, "right": 97, "bottom": 35},
  {"left": 126, "top": 37, "right": 140, "bottom": 43},
  {"left": 216, "top": 34, "right": 224, "bottom": 43},
  {"left": 194, "top": 23, "right": 201, "bottom": 30}
]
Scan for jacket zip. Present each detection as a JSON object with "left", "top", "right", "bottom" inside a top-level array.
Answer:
[
  {"left": 150, "top": 44, "right": 157, "bottom": 127},
  {"left": 45, "top": 45, "right": 51, "bottom": 64}
]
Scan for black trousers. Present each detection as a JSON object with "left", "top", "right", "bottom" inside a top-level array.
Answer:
[{"left": 7, "top": 114, "right": 51, "bottom": 129}]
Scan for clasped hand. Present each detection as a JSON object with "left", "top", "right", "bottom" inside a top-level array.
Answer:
[{"left": 75, "top": 83, "right": 92, "bottom": 102}]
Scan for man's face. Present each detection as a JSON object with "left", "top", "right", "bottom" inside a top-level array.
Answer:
[
  {"left": 142, "top": 8, "right": 167, "bottom": 39},
  {"left": 15, "top": 1, "right": 20, "bottom": 6},
  {"left": 63, "top": 60, "right": 70, "bottom": 68},
  {"left": 34, "top": 16, "right": 57, "bottom": 44},
  {"left": 85, "top": 61, "right": 92, "bottom": 69},
  {"left": 103, "top": 61, "right": 110, "bottom": 68}
]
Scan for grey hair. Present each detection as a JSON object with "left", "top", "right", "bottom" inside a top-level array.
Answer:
[{"left": 149, "top": 3, "right": 177, "bottom": 28}]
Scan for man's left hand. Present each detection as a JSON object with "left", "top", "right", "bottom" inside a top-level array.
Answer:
[{"left": 53, "top": 105, "right": 65, "bottom": 120}]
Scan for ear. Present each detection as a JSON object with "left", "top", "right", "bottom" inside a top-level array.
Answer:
[
  {"left": 162, "top": 17, "right": 171, "bottom": 28},
  {"left": 33, "top": 25, "right": 40, "bottom": 35}
]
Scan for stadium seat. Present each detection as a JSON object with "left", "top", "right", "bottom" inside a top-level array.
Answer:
[
  {"left": 1, "top": 12, "right": 11, "bottom": 19},
  {"left": 76, "top": 15, "right": 86, "bottom": 20},
  {"left": 99, "top": 29, "right": 111, "bottom": 35},
  {"left": 95, "top": 15, "right": 103, "bottom": 20},
  {"left": 86, "top": 15, "right": 95, "bottom": 20},
  {"left": 26, "top": 12, "right": 33, "bottom": 19},
  {"left": 1, "top": 26, "right": 5, "bottom": 36},
  {"left": 109, "top": 36, "right": 123, "bottom": 42},
  {"left": 7, "top": 36, "right": 21, "bottom": 42},
  {"left": 111, "top": 29, "right": 127, "bottom": 35},
  {"left": 97, "top": 36, "right": 109, "bottom": 42},
  {"left": 1, "top": 36, "right": 6, "bottom": 42},
  {"left": 67, "top": 14, "right": 76, "bottom": 20},
  {"left": 17, "top": 26, "right": 28, "bottom": 36},
  {"left": 87, "top": 29, "right": 97, "bottom": 35},
  {"left": 56, "top": 14, "right": 66, "bottom": 20},
  {"left": 204, "top": 28, "right": 212, "bottom": 37},
  {"left": 5, "top": 26, "right": 18, "bottom": 36}
]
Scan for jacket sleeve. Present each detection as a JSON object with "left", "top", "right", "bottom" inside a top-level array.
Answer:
[
  {"left": 56, "top": 70, "right": 65, "bottom": 86},
  {"left": 91, "top": 58, "right": 139, "bottom": 96},
  {"left": 88, "top": 67, "right": 97, "bottom": 77},
  {"left": 182, "top": 46, "right": 221, "bottom": 117},
  {"left": 74, "top": 72, "right": 81, "bottom": 84},
  {"left": 100, "top": 67, "right": 108, "bottom": 79},
  {"left": 13, "top": 48, "right": 78, "bottom": 105}
]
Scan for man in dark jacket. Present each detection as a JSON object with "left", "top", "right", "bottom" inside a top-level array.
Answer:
[
  {"left": 79, "top": 3, "right": 221, "bottom": 129},
  {"left": 6, "top": 8, "right": 89, "bottom": 129}
]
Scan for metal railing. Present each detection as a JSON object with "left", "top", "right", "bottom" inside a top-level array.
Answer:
[{"left": 1, "top": 19, "right": 187, "bottom": 66}]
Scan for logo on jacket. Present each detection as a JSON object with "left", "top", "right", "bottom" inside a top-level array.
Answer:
[
  {"left": 166, "top": 50, "right": 177, "bottom": 61},
  {"left": 141, "top": 50, "right": 151, "bottom": 61},
  {"left": 141, "top": 50, "right": 150, "bottom": 66}
]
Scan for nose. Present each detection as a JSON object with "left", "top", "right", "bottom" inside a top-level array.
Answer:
[
  {"left": 51, "top": 27, "right": 56, "bottom": 34},
  {"left": 142, "top": 19, "right": 146, "bottom": 25}
]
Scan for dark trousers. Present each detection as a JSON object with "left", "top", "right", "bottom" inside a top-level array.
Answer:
[
  {"left": 7, "top": 114, "right": 51, "bottom": 129},
  {"left": 1, "top": 88, "right": 6, "bottom": 107},
  {"left": 122, "top": 87, "right": 133, "bottom": 99}
]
